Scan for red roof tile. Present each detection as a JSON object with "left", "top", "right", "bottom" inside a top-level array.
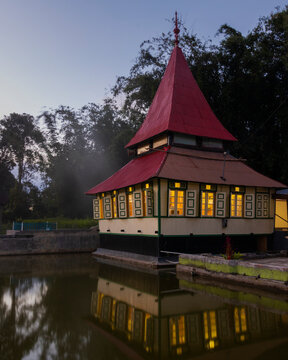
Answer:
[
  {"left": 158, "top": 148, "right": 286, "bottom": 188},
  {"left": 86, "top": 147, "right": 285, "bottom": 195},
  {"left": 86, "top": 150, "right": 167, "bottom": 194},
  {"left": 126, "top": 46, "right": 236, "bottom": 148}
]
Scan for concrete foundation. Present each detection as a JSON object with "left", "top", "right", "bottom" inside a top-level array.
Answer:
[{"left": 0, "top": 229, "right": 99, "bottom": 256}]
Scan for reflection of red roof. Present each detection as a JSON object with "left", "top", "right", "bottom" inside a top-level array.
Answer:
[
  {"left": 126, "top": 46, "right": 236, "bottom": 149},
  {"left": 86, "top": 147, "right": 285, "bottom": 194}
]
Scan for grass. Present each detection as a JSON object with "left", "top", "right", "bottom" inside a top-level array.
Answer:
[{"left": 1, "top": 217, "right": 98, "bottom": 234}]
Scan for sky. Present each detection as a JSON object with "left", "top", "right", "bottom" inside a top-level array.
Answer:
[{"left": 0, "top": 0, "right": 287, "bottom": 119}]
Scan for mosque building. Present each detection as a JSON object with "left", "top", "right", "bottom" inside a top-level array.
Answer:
[{"left": 86, "top": 15, "right": 285, "bottom": 260}]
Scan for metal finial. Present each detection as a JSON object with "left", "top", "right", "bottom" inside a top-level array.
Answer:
[{"left": 174, "top": 11, "right": 180, "bottom": 46}]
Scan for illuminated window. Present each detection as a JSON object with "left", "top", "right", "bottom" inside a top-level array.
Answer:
[
  {"left": 234, "top": 307, "right": 247, "bottom": 342},
  {"left": 231, "top": 193, "right": 243, "bottom": 217},
  {"left": 201, "top": 192, "right": 215, "bottom": 217},
  {"left": 143, "top": 192, "right": 147, "bottom": 216},
  {"left": 96, "top": 292, "right": 104, "bottom": 317},
  {"left": 203, "top": 311, "right": 218, "bottom": 350},
  {"left": 169, "top": 190, "right": 185, "bottom": 216},
  {"left": 99, "top": 198, "right": 104, "bottom": 219},
  {"left": 111, "top": 299, "right": 116, "bottom": 326},
  {"left": 178, "top": 316, "right": 186, "bottom": 344},
  {"left": 169, "top": 316, "right": 186, "bottom": 355},
  {"left": 127, "top": 306, "right": 134, "bottom": 339},
  {"left": 126, "top": 187, "right": 135, "bottom": 217},
  {"left": 144, "top": 313, "right": 153, "bottom": 353},
  {"left": 112, "top": 195, "right": 117, "bottom": 218},
  {"left": 127, "top": 194, "right": 132, "bottom": 216}
]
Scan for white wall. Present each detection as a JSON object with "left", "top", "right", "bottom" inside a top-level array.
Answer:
[{"left": 161, "top": 217, "right": 274, "bottom": 236}]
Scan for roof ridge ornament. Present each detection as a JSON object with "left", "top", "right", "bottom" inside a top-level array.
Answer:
[{"left": 174, "top": 11, "right": 180, "bottom": 46}]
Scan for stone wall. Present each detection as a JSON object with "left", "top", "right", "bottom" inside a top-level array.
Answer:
[{"left": 0, "top": 229, "right": 99, "bottom": 256}]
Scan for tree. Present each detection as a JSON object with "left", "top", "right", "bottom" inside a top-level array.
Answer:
[{"left": 0, "top": 113, "right": 47, "bottom": 218}]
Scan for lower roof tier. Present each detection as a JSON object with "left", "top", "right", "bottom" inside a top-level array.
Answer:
[{"left": 86, "top": 147, "right": 286, "bottom": 195}]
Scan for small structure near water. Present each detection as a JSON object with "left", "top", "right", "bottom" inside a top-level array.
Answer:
[{"left": 87, "top": 15, "right": 286, "bottom": 264}]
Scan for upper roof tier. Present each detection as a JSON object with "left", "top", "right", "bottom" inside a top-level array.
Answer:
[{"left": 126, "top": 46, "right": 237, "bottom": 149}]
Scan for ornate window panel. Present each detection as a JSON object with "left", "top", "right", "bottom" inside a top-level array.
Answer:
[
  {"left": 244, "top": 194, "right": 255, "bottom": 218},
  {"left": 256, "top": 194, "right": 269, "bottom": 218},
  {"left": 185, "top": 190, "right": 197, "bottom": 217},
  {"left": 104, "top": 196, "right": 112, "bottom": 219},
  {"left": 118, "top": 193, "right": 127, "bottom": 218},
  {"left": 93, "top": 198, "right": 100, "bottom": 219},
  {"left": 216, "top": 192, "right": 226, "bottom": 218},
  {"left": 133, "top": 191, "right": 143, "bottom": 217}
]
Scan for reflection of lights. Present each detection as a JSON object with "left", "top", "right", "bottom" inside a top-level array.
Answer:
[
  {"left": 176, "top": 347, "right": 182, "bottom": 355},
  {"left": 240, "top": 334, "right": 246, "bottom": 342},
  {"left": 208, "top": 340, "right": 215, "bottom": 349},
  {"left": 203, "top": 311, "right": 218, "bottom": 351},
  {"left": 2, "top": 291, "right": 12, "bottom": 311},
  {"left": 205, "top": 339, "right": 219, "bottom": 350}
]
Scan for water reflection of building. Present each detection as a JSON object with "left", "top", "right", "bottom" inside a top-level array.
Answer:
[{"left": 90, "top": 262, "right": 288, "bottom": 359}]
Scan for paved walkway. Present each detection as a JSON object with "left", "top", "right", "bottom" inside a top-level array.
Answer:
[{"left": 248, "top": 257, "right": 288, "bottom": 269}]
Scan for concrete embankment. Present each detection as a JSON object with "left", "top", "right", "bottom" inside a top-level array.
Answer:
[
  {"left": 0, "top": 229, "right": 99, "bottom": 256},
  {"left": 177, "top": 253, "right": 288, "bottom": 293}
]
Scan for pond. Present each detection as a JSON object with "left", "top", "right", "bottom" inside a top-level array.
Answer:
[{"left": 0, "top": 254, "right": 288, "bottom": 360}]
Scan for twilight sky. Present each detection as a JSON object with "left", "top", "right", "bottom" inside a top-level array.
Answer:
[{"left": 0, "top": 0, "right": 287, "bottom": 118}]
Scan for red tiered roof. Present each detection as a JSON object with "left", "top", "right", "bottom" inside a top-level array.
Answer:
[
  {"left": 86, "top": 147, "right": 285, "bottom": 195},
  {"left": 126, "top": 46, "right": 236, "bottom": 149}
]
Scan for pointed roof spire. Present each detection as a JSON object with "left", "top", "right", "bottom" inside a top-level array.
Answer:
[
  {"left": 126, "top": 19, "right": 237, "bottom": 149},
  {"left": 174, "top": 11, "right": 180, "bottom": 46}
]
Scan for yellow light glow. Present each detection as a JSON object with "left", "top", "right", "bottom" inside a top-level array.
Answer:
[
  {"left": 235, "top": 187, "right": 240, "bottom": 192},
  {"left": 208, "top": 340, "right": 215, "bottom": 349},
  {"left": 113, "top": 190, "right": 117, "bottom": 195},
  {"left": 128, "top": 194, "right": 133, "bottom": 217},
  {"left": 101, "top": 193, "right": 105, "bottom": 197},
  {"left": 127, "top": 306, "right": 133, "bottom": 332},
  {"left": 144, "top": 313, "right": 151, "bottom": 343},
  {"left": 176, "top": 347, "right": 182, "bottom": 355},
  {"left": 202, "top": 192, "right": 214, "bottom": 216},
  {"left": 111, "top": 299, "right": 116, "bottom": 323},
  {"left": 143, "top": 192, "right": 147, "bottom": 216},
  {"left": 177, "top": 191, "right": 184, "bottom": 215},
  {"left": 96, "top": 293, "right": 104, "bottom": 317},
  {"left": 175, "top": 182, "right": 181, "bottom": 188},
  {"left": 99, "top": 198, "right": 104, "bottom": 219},
  {"left": 129, "top": 187, "right": 133, "bottom": 192},
  {"left": 240, "top": 334, "right": 245, "bottom": 342},
  {"left": 231, "top": 194, "right": 243, "bottom": 217},
  {"left": 112, "top": 197, "right": 117, "bottom": 218},
  {"left": 206, "top": 184, "right": 211, "bottom": 190},
  {"left": 145, "top": 183, "right": 150, "bottom": 189},
  {"left": 178, "top": 316, "right": 186, "bottom": 344}
]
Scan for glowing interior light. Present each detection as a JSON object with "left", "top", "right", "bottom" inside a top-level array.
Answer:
[
  {"left": 209, "top": 340, "right": 215, "bottom": 349},
  {"left": 145, "top": 183, "right": 150, "bottom": 189},
  {"left": 206, "top": 184, "right": 211, "bottom": 190},
  {"left": 175, "top": 182, "right": 181, "bottom": 188},
  {"left": 129, "top": 187, "right": 133, "bottom": 192}
]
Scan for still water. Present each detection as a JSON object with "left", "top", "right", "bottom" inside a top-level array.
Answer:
[{"left": 0, "top": 254, "right": 288, "bottom": 360}]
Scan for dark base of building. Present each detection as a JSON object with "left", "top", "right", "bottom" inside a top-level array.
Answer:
[{"left": 99, "top": 233, "right": 273, "bottom": 258}]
